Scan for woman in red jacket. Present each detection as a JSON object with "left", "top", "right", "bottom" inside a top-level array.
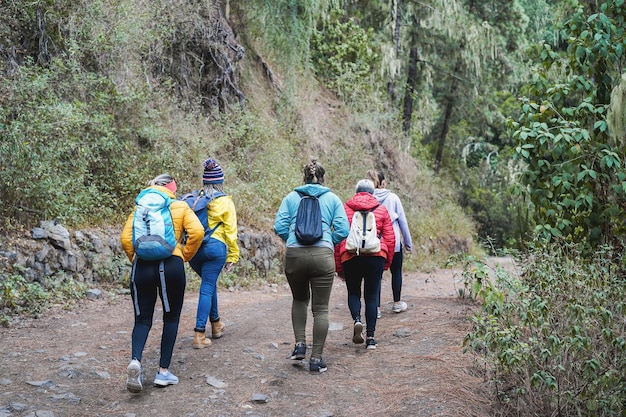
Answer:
[{"left": 335, "top": 179, "right": 395, "bottom": 349}]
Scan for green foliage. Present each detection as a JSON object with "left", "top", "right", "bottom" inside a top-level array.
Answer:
[
  {"left": 459, "top": 170, "right": 533, "bottom": 251},
  {"left": 310, "top": 16, "right": 380, "bottom": 102},
  {"left": 510, "top": 0, "right": 626, "bottom": 248},
  {"left": 0, "top": 270, "right": 87, "bottom": 326},
  {"left": 0, "top": 0, "right": 479, "bottom": 275},
  {"left": 0, "top": 58, "right": 154, "bottom": 227},
  {"left": 242, "top": 0, "right": 342, "bottom": 95},
  {"left": 209, "top": 111, "right": 300, "bottom": 230},
  {"left": 463, "top": 244, "right": 626, "bottom": 416},
  {"left": 456, "top": 138, "right": 535, "bottom": 251}
]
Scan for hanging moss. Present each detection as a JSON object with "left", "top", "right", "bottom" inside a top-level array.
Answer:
[{"left": 607, "top": 73, "right": 626, "bottom": 143}]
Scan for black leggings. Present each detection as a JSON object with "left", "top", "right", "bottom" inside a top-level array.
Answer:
[
  {"left": 130, "top": 256, "right": 186, "bottom": 369},
  {"left": 343, "top": 256, "right": 385, "bottom": 337}
]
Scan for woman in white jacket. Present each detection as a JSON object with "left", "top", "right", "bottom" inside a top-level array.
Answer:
[{"left": 366, "top": 169, "right": 413, "bottom": 315}]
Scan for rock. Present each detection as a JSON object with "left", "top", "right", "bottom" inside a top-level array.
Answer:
[
  {"left": 41, "top": 221, "right": 71, "bottom": 250},
  {"left": 393, "top": 327, "right": 412, "bottom": 338},
  {"left": 9, "top": 403, "right": 27, "bottom": 412},
  {"left": 25, "top": 380, "right": 53, "bottom": 387},
  {"left": 31, "top": 228, "right": 48, "bottom": 239},
  {"left": 50, "top": 392, "right": 80, "bottom": 404},
  {"left": 206, "top": 375, "right": 227, "bottom": 388},
  {"left": 25, "top": 412, "right": 55, "bottom": 417},
  {"left": 86, "top": 289, "right": 102, "bottom": 300},
  {"left": 250, "top": 393, "right": 269, "bottom": 403}
]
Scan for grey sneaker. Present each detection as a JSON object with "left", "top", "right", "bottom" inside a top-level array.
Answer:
[
  {"left": 290, "top": 342, "right": 306, "bottom": 360},
  {"left": 154, "top": 370, "right": 179, "bottom": 387},
  {"left": 352, "top": 321, "right": 364, "bottom": 344},
  {"left": 309, "top": 357, "right": 327, "bottom": 373},
  {"left": 126, "top": 359, "right": 143, "bottom": 393}
]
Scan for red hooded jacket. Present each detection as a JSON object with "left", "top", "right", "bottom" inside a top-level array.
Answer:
[{"left": 334, "top": 192, "right": 396, "bottom": 276}]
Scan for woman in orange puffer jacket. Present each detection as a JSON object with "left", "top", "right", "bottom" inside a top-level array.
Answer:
[{"left": 120, "top": 174, "right": 204, "bottom": 393}]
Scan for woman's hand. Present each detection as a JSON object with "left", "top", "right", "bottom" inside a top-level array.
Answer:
[{"left": 224, "top": 262, "right": 235, "bottom": 273}]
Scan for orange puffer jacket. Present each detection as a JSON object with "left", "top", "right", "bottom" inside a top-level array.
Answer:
[{"left": 120, "top": 185, "right": 204, "bottom": 263}]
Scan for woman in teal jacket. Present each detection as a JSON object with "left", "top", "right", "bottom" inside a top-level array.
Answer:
[{"left": 274, "top": 159, "right": 349, "bottom": 373}]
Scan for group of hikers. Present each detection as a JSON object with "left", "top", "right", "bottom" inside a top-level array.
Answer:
[{"left": 121, "top": 158, "right": 412, "bottom": 392}]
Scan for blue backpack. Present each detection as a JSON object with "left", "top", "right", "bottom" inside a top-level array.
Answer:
[
  {"left": 180, "top": 190, "right": 226, "bottom": 243},
  {"left": 132, "top": 188, "right": 177, "bottom": 260}
]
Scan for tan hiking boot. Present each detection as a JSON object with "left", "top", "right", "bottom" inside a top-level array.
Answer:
[
  {"left": 192, "top": 331, "right": 212, "bottom": 348},
  {"left": 211, "top": 320, "right": 225, "bottom": 339}
]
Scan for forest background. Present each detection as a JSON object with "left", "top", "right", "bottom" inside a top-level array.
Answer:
[{"left": 0, "top": 0, "right": 625, "bottom": 415}]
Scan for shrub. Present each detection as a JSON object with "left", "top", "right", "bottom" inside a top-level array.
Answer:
[
  {"left": 310, "top": 16, "right": 380, "bottom": 102},
  {"left": 0, "top": 270, "right": 87, "bottom": 326},
  {"left": 463, "top": 244, "right": 626, "bottom": 416}
]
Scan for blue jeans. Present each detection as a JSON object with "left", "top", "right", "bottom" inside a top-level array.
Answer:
[
  {"left": 343, "top": 256, "right": 385, "bottom": 338},
  {"left": 189, "top": 238, "right": 227, "bottom": 332}
]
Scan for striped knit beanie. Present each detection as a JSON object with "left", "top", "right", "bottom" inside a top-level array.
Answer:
[{"left": 202, "top": 158, "right": 224, "bottom": 184}]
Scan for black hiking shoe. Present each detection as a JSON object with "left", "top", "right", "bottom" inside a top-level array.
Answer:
[
  {"left": 366, "top": 337, "right": 377, "bottom": 350},
  {"left": 309, "top": 357, "right": 327, "bottom": 373},
  {"left": 290, "top": 342, "right": 306, "bottom": 360}
]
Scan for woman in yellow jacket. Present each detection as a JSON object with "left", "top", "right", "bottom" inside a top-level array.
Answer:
[
  {"left": 121, "top": 174, "right": 204, "bottom": 393},
  {"left": 187, "top": 158, "right": 240, "bottom": 349}
]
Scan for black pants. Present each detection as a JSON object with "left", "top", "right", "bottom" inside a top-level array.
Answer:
[
  {"left": 343, "top": 256, "right": 385, "bottom": 337},
  {"left": 130, "top": 256, "right": 186, "bottom": 369}
]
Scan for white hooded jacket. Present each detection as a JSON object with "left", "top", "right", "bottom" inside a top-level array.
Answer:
[{"left": 373, "top": 188, "right": 413, "bottom": 253}]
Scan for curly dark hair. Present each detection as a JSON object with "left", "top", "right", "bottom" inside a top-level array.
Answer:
[{"left": 303, "top": 159, "right": 325, "bottom": 184}]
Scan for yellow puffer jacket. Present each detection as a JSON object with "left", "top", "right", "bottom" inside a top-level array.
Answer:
[
  {"left": 206, "top": 194, "right": 240, "bottom": 264},
  {"left": 120, "top": 186, "right": 204, "bottom": 263}
]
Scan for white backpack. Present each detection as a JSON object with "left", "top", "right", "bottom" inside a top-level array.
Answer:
[{"left": 345, "top": 208, "right": 380, "bottom": 255}]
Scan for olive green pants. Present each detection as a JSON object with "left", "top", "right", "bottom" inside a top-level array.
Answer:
[{"left": 284, "top": 246, "right": 335, "bottom": 359}]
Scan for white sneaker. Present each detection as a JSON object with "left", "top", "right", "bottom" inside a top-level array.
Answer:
[
  {"left": 392, "top": 301, "right": 408, "bottom": 313},
  {"left": 126, "top": 359, "right": 143, "bottom": 393},
  {"left": 377, "top": 308, "right": 382, "bottom": 319},
  {"left": 352, "top": 321, "right": 364, "bottom": 344}
]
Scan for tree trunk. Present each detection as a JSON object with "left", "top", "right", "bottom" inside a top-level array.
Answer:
[
  {"left": 387, "top": 0, "right": 403, "bottom": 101},
  {"left": 433, "top": 58, "right": 462, "bottom": 175},
  {"left": 393, "top": 0, "right": 402, "bottom": 55},
  {"left": 402, "top": 26, "right": 419, "bottom": 135}
]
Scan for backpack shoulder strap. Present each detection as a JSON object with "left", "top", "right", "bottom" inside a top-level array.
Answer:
[
  {"left": 296, "top": 190, "right": 318, "bottom": 199},
  {"left": 181, "top": 190, "right": 227, "bottom": 212}
]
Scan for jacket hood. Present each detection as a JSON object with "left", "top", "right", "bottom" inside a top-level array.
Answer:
[
  {"left": 346, "top": 192, "right": 380, "bottom": 211},
  {"left": 374, "top": 188, "right": 391, "bottom": 203},
  {"left": 149, "top": 185, "right": 176, "bottom": 199},
  {"left": 294, "top": 183, "right": 331, "bottom": 198}
]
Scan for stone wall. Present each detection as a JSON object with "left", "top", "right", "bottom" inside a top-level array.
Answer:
[{"left": 0, "top": 221, "right": 285, "bottom": 285}]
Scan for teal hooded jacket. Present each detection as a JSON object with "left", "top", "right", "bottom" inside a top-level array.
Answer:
[{"left": 274, "top": 183, "right": 349, "bottom": 250}]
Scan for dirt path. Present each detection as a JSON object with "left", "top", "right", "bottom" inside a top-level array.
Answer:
[{"left": 0, "top": 258, "right": 512, "bottom": 417}]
